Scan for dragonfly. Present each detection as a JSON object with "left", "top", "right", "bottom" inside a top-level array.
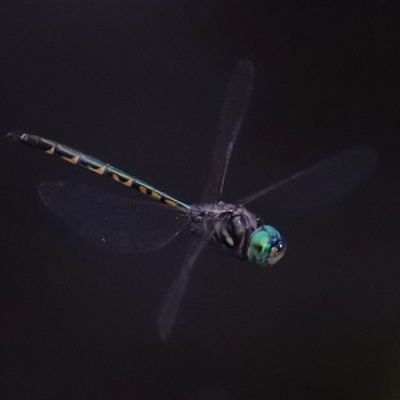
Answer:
[{"left": 7, "top": 60, "right": 376, "bottom": 340}]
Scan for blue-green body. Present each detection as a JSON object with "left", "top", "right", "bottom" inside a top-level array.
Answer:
[{"left": 7, "top": 131, "right": 285, "bottom": 267}]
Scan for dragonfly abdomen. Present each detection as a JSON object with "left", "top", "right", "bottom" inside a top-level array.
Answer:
[{"left": 7, "top": 132, "right": 190, "bottom": 213}]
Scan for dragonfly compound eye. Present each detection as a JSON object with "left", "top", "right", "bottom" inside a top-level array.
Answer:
[{"left": 247, "top": 225, "right": 286, "bottom": 266}]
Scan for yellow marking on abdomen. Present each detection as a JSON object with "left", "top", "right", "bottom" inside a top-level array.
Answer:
[
  {"left": 88, "top": 165, "right": 106, "bottom": 175},
  {"left": 121, "top": 178, "right": 133, "bottom": 187},
  {"left": 61, "top": 155, "right": 79, "bottom": 164},
  {"left": 151, "top": 191, "right": 161, "bottom": 200},
  {"left": 164, "top": 199, "right": 177, "bottom": 207},
  {"left": 138, "top": 186, "right": 147, "bottom": 194},
  {"left": 45, "top": 147, "right": 55, "bottom": 155},
  {"left": 112, "top": 174, "right": 132, "bottom": 186}
]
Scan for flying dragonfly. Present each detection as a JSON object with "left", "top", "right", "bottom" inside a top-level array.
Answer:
[{"left": 7, "top": 60, "right": 376, "bottom": 340}]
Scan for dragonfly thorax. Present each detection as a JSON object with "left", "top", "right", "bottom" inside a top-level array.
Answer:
[
  {"left": 190, "top": 202, "right": 286, "bottom": 266},
  {"left": 191, "top": 202, "right": 258, "bottom": 260}
]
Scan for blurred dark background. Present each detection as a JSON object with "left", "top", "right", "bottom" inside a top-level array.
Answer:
[{"left": 1, "top": 2, "right": 399, "bottom": 399}]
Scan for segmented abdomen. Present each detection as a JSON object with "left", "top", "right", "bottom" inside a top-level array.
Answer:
[{"left": 8, "top": 132, "right": 190, "bottom": 213}]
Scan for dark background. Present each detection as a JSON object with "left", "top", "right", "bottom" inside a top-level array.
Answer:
[{"left": 1, "top": 2, "right": 399, "bottom": 399}]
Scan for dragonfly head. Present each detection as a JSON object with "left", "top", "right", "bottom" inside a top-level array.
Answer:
[{"left": 247, "top": 225, "right": 286, "bottom": 266}]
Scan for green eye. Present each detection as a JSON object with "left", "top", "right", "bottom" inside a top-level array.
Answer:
[{"left": 247, "top": 225, "right": 286, "bottom": 266}]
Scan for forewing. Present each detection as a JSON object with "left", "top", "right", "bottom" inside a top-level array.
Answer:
[
  {"left": 38, "top": 181, "right": 189, "bottom": 253},
  {"left": 202, "top": 60, "right": 254, "bottom": 203},
  {"left": 238, "top": 144, "right": 377, "bottom": 208}
]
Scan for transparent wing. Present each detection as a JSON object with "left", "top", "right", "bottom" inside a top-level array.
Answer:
[
  {"left": 158, "top": 60, "right": 253, "bottom": 339},
  {"left": 202, "top": 60, "right": 254, "bottom": 203},
  {"left": 238, "top": 144, "right": 377, "bottom": 208},
  {"left": 38, "top": 181, "right": 189, "bottom": 253},
  {"left": 157, "top": 225, "right": 214, "bottom": 341}
]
